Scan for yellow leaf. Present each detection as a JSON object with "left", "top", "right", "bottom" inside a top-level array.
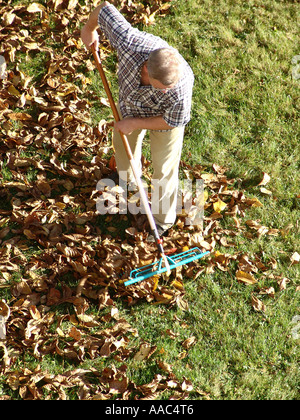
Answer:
[
  {"left": 236, "top": 270, "right": 257, "bottom": 285},
  {"left": 23, "top": 42, "right": 40, "bottom": 50},
  {"left": 8, "top": 85, "right": 21, "bottom": 97},
  {"left": 2, "top": 11, "right": 16, "bottom": 26},
  {"left": 203, "top": 189, "right": 209, "bottom": 203},
  {"left": 260, "top": 187, "right": 272, "bottom": 196},
  {"left": 171, "top": 279, "right": 184, "bottom": 290},
  {"left": 68, "top": 0, "right": 78, "bottom": 9},
  {"left": 152, "top": 275, "right": 160, "bottom": 291},
  {"left": 213, "top": 198, "right": 227, "bottom": 213}
]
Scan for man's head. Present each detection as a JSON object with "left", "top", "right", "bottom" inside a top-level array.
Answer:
[{"left": 147, "top": 48, "right": 183, "bottom": 89}]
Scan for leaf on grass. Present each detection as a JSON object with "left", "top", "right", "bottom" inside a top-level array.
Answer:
[
  {"left": 213, "top": 198, "right": 227, "bottom": 213},
  {"left": 134, "top": 343, "right": 157, "bottom": 361},
  {"left": 251, "top": 295, "right": 266, "bottom": 312},
  {"left": 245, "top": 197, "right": 264, "bottom": 207},
  {"left": 157, "top": 360, "right": 173, "bottom": 373},
  {"left": 69, "top": 326, "right": 82, "bottom": 341},
  {"left": 278, "top": 277, "right": 289, "bottom": 291},
  {"left": 260, "top": 187, "right": 272, "bottom": 196},
  {"left": 236, "top": 270, "right": 257, "bottom": 285},
  {"left": 182, "top": 336, "right": 196, "bottom": 349},
  {"left": 290, "top": 252, "right": 300, "bottom": 265},
  {"left": 257, "top": 172, "right": 271, "bottom": 186}
]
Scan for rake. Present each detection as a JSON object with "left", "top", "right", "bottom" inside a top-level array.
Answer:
[{"left": 91, "top": 45, "right": 209, "bottom": 286}]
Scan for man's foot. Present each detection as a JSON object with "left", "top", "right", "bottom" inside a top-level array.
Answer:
[
  {"left": 146, "top": 224, "right": 171, "bottom": 243},
  {"left": 106, "top": 170, "right": 120, "bottom": 184}
]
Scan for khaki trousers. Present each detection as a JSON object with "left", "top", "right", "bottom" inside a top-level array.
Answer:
[{"left": 112, "top": 113, "right": 184, "bottom": 229}]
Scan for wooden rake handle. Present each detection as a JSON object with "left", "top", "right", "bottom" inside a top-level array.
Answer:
[{"left": 91, "top": 45, "right": 166, "bottom": 257}]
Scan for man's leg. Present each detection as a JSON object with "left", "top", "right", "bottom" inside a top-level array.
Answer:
[{"left": 149, "top": 126, "right": 185, "bottom": 230}]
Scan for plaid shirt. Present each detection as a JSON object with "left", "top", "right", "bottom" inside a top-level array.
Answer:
[{"left": 98, "top": 4, "right": 194, "bottom": 128}]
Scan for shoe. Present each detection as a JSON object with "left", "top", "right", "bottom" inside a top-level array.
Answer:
[
  {"left": 106, "top": 170, "right": 119, "bottom": 184},
  {"left": 146, "top": 224, "right": 171, "bottom": 243}
]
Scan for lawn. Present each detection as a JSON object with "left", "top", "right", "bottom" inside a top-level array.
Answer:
[{"left": 0, "top": 0, "right": 299, "bottom": 400}]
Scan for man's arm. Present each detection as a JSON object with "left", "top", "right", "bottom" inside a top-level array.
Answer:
[
  {"left": 81, "top": 1, "right": 109, "bottom": 49},
  {"left": 114, "top": 116, "right": 173, "bottom": 135}
]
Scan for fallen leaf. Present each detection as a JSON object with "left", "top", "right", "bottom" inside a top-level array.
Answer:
[
  {"left": 251, "top": 295, "right": 266, "bottom": 312},
  {"left": 182, "top": 336, "right": 196, "bottom": 349},
  {"left": 69, "top": 326, "right": 82, "bottom": 341},
  {"left": 157, "top": 360, "right": 173, "bottom": 373},
  {"left": 27, "top": 3, "right": 46, "bottom": 14},
  {"left": 257, "top": 172, "right": 271, "bottom": 186},
  {"left": 259, "top": 287, "right": 275, "bottom": 298},
  {"left": 134, "top": 343, "right": 157, "bottom": 361},
  {"left": 290, "top": 252, "right": 300, "bottom": 265},
  {"left": 260, "top": 187, "right": 272, "bottom": 196},
  {"left": 245, "top": 197, "right": 264, "bottom": 207},
  {"left": 236, "top": 270, "right": 257, "bottom": 285},
  {"left": 213, "top": 198, "right": 227, "bottom": 213},
  {"left": 278, "top": 277, "right": 289, "bottom": 291}
]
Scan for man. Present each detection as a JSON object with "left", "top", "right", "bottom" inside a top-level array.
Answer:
[{"left": 81, "top": 1, "right": 194, "bottom": 239}]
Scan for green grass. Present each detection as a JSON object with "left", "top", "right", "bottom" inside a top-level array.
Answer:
[{"left": 0, "top": 0, "right": 299, "bottom": 400}]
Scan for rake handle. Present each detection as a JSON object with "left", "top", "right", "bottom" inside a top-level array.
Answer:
[{"left": 91, "top": 45, "right": 165, "bottom": 256}]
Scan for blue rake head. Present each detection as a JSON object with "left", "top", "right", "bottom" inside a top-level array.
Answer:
[{"left": 124, "top": 247, "right": 209, "bottom": 286}]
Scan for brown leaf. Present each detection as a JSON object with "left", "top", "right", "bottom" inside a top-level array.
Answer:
[
  {"left": 47, "top": 288, "right": 61, "bottom": 305},
  {"left": 182, "top": 336, "right": 196, "bottom": 349},
  {"left": 259, "top": 287, "right": 275, "bottom": 298},
  {"left": 134, "top": 343, "right": 157, "bottom": 361},
  {"left": 157, "top": 360, "right": 173, "bottom": 373},
  {"left": 251, "top": 295, "right": 266, "bottom": 312},
  {"left": 69, "top": 326, "right": 82, "bottom": 341},
  {"left": 7, "top": 112, "right": 32, "bottom": 121},
  {"left": 278, "top": 277, "right": 289, "bottom": 291}
]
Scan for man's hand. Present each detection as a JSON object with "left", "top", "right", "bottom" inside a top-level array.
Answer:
[
  {"left": 81, "top": 2, "right": 109, "bottom": 50},
  {"left": 81, "top": 24, "right": 99, "bottom": 50},
  {"left": 114, "top": 118, "right": 139, "bottom": 135}
]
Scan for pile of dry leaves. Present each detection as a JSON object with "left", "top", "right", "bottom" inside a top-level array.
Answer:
[{"left": 0, "top": 0, "right": 296, "bottom": 400}]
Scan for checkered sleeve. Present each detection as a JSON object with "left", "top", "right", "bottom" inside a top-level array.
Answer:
[
  {"left": 98, "top": 4, "right": 168, "bottom": 54},
  {"left": 163, "top": 69, "right": 194, "bottom": 127},
  {"left": 98, "top": 4, "right": 132, "bottom": 50}
]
